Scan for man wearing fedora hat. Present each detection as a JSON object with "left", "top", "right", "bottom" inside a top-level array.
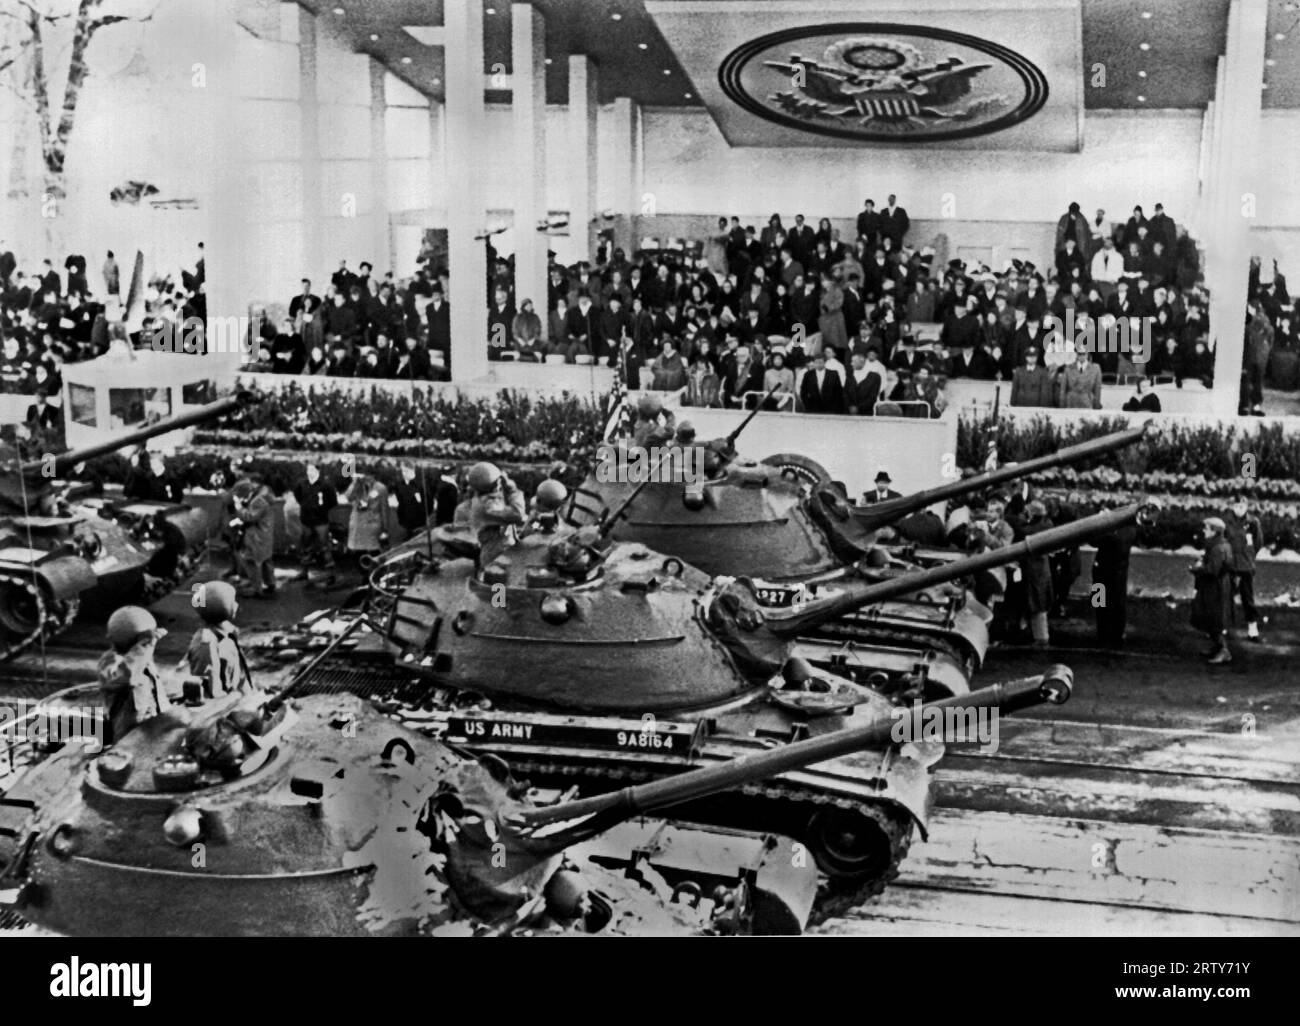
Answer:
[{"left": 863, "top": 471, "right": 901, "bottom": 505}]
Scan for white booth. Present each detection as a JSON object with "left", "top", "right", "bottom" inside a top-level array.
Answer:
[{"left": 61, "top": 344, "right": 222, "bottom": 451}]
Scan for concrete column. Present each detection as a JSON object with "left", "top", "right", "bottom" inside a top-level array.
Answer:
[
  {"left": 298, "top": 5, "right": 322, "bottom": 286},
  {"left": 512, "top": 3, "right": 547, "bottom": 336},
  {"left": 369, "top": 58, "right": 391, "bottom": 275},
  {"left": 200, "top": 0, "right": 250, "bottom": 381},
  {"left": 610, "top": 96, "right": 643, "bottom": 253},
  {"left": 1207, "top": 0, "right": 1266, "bottom": 418},
  {"left": 444, "top": 0, "right": 489, "bottom": 380},
  {"left": 568, "top": 56, "right": 598, "bottom": 265}
]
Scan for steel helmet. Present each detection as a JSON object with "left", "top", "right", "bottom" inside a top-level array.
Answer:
[
  {"left": 195, "top": 580, "right": 239, "bottom": 625},
  {"left": 675, "top": 421, "right": 696, "bottom": 443},
  {"left": 467, "top": 461, "right": 502, "bottom": 494},
  {"left": 534, "top": 479, "right": 568, "bottom": 512},
  {"left": 636, "top": 394, "right": 662, "bottom": 419},
  {"left": 107, "top": 606, "right": 158, "bottom": 652}
]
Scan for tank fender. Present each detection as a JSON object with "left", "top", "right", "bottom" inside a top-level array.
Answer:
[
  {"left": 25, "top": 555, "right": 98, "bottom": 601},
  {"left": 159, "top": 507, "right": 211, "bottom": 551}
]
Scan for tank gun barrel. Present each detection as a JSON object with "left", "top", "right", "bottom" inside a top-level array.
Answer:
[
  {"left": 24, "top": 390, "right": 256, "bottom": 476},
  {"left": 850, "top": 424, "right": 1149, "bottom": 531},
  {"left": 516, "top": 667, "right": 1072, "bottom": 831},
  {"left": 774, "top": 503, "right": 1145, "bottom": 635},
  {"left": 723, "top": 383, "right": 782, "bottom": 450}
]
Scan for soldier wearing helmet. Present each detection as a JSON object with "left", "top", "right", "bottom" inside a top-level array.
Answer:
[
  {"left": 466, "top": 461, "right": 526, "bottom": 564},
  {"left": 98, "top": 606, "right": 171, "bottom": 743},
  {"left": 181, "top": 580, "right": 253, "bottom": 699},
  {"left": 529, "top": 479, "right": 569, "bottom": 533},
  {"left": 631, "top": 394, "right": 676, "bottom": 448}
]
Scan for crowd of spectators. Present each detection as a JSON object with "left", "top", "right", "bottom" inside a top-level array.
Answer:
[
  {"left": 252, "top": 196, "right": 1227, "bottom": 415},
  {"left": 0, "top": 240, "right": 208, "bottom": 439}
]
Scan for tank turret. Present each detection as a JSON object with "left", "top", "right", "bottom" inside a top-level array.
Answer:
[
  {"left": 0, "top": 664, "right": 1070, "bottom": 936},
  {"left": 0, "top": 391, "right": 257, "bottom": 661}
]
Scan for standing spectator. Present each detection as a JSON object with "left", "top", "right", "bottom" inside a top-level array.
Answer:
[
  {"left": 843, "top": 350, "right": 882, "bottom": 415},
  {"left": 25, "top": 389, "right": 60, "bottom": 432},
  {"left": 293, "top": 463, "right": 337, "bottom": 570},
  {"left": 233, "top": 474, "right": 276, "bottom": 599},
  {"left": 1225, "top": 500, "right": 1264, "bottom": 642},
  {"left": 426, "top": 285, "right": 451, "bottom": 367},
  {"left": 1019, "top": 500, "right": 1055, "bottom": 647},
  {"left": 1054, "top": 202, "right": 1090, "bottom": 254},
  {"left": 856, "top": 199, "right": 880, "bottom": 248},
  {"left": 1088, "top": 209, "right": 1111, "bottom": 257},
  {"left": 1092, "top": 502, "right": 1137, "bottom": 647},
  {"left": 1243, "top": 300, "right": 1273, "bottom": 415},
  {"left": 1190, "top": 516, "right": 1234, "bottom": 665},
  {"left": 102, "top": 251, "right": 120, "bottom": 299},
  {"left": 1057, "top": 351, "right": 1102, "bottom": 408},
  {"left": 1010, "top": 348, "right": 1054, "bottom": 407},
  {"left": 817, "top": 273, "right": 848, "bottom": 356},
  {"left": 434, "top": 466, "right": 460, "bottom": 526},
  {"left": 393, "top": 463, "right": 436, "bottom": 539},
  {"left": 344, "top": 474, "right": 393, "bottom": 562},
  {"left": 799, "top": 350, "right": 843, "bottom": 414},
  {"left": 762, "top": 350, "right": 795, "bottom": 405},
  {"left": 723, "top": 344, "right": 765, "bottom": 407},
  {"left": 880, "top": 195, "right": 910, "bottom": 249},
  {"left": 1148, "top": 203, "right": 1176, "bottom": 250},
  {"left": 1090, "top": 238, "right": 1125, "bottom": 298}
]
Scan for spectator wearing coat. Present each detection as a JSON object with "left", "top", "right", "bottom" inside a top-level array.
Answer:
[
  {"left": 1019, "top": 500, "right": 1055, "bottom": 647},
  {"left": 1224, "top": 500, "right": 1264, "bottom": 642},
  {"left": 799, "top": 351, "right": 844, "bottom": 414},
  {"left": 1191, "top": 517, "right": 1234, "bottom": 664},
  {"left": 1056, "top": 352, "right": 1103, "bottom": 408},
  {"left": 1010, "top": 349, "right": 1054, "bottom": 407},
  {"left": 233, "top": 475, "right": 277, "bottom": 598},
  {"left": 344, "top": 475, "right": 394, "bottom": 558}
]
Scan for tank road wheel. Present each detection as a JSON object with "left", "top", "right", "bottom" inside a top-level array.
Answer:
[
  {"left": 760, "top": 453, "right": 833, "bottom": 489},
  {"left": 0, "top": 579, "right": 43, "bottom": 638},
  {"left": 805, "top": 803, "right": 911, "bottom": 883}
]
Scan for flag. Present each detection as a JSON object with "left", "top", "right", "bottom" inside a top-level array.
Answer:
[{"left": 605, "top": 357, "right": 632, "bottom": 442}]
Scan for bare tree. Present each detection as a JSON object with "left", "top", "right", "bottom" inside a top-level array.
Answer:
[{"left": 0, "top": 0, "right": 153, "bottom": 205}]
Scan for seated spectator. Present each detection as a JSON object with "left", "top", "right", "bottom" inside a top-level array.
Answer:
[
  {"left": 1122, "top": 378, "right": 1162, "bottom": 412},
  {"left": 487, "top": 285, "right": 516, "bottom": 360},
  {"left": 723, "top": 344, "right": 765, "bottom": 407},
  {"left": 762, "top": 350, "right": 795, "bottom": 406},
  {"left": 512, "top": 298, "right": 543, "bottom": 362},
  {"left": 395, "top": 335, "right": 431, "bottom": 380},
  {"left": 26, "top": 389, "right": 60, "bottom": 431},
  {"left": 548, "top": 297, "right": 571, "bottom": 356},
  {"left": 270, "top": 320, "right": 306, "bottom": 374},
  {"left": 684, "top": 351, "right": 721, "bottom": 408},
  {"left": 651, "top": 338, "right": 687, "bottom": 391}
]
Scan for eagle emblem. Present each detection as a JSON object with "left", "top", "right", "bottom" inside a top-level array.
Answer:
[{"left": 765, "top": 37, "right": 1007, "bottom": 133}]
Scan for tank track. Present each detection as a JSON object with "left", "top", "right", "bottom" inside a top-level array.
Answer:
[
  {"left": 0, "top": 570, "right": 81, "bottom": 663},
  {"left": 477, "top": 751, "right": 914, "bottom": 925}
]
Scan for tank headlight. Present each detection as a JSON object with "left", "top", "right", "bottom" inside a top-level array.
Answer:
[
  {"left": 163, "top": 805, "right": 205, "bottom": 847},
  {"left": 539, "top": 594, "right": 574, "bottom": 624}
]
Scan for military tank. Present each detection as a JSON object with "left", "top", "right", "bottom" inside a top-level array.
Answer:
[
  {"left": 0, "top": 392, "right": 253, "bottom": 660},
  {"left": 0, "top": 664, "right": 1072, "bottom": 936},
  {"left": 571, "top": 409, "right": 1147, "bottom": 667},
  {"left": 365, "top": 494, "right": 1141, "bottom": 896}
]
